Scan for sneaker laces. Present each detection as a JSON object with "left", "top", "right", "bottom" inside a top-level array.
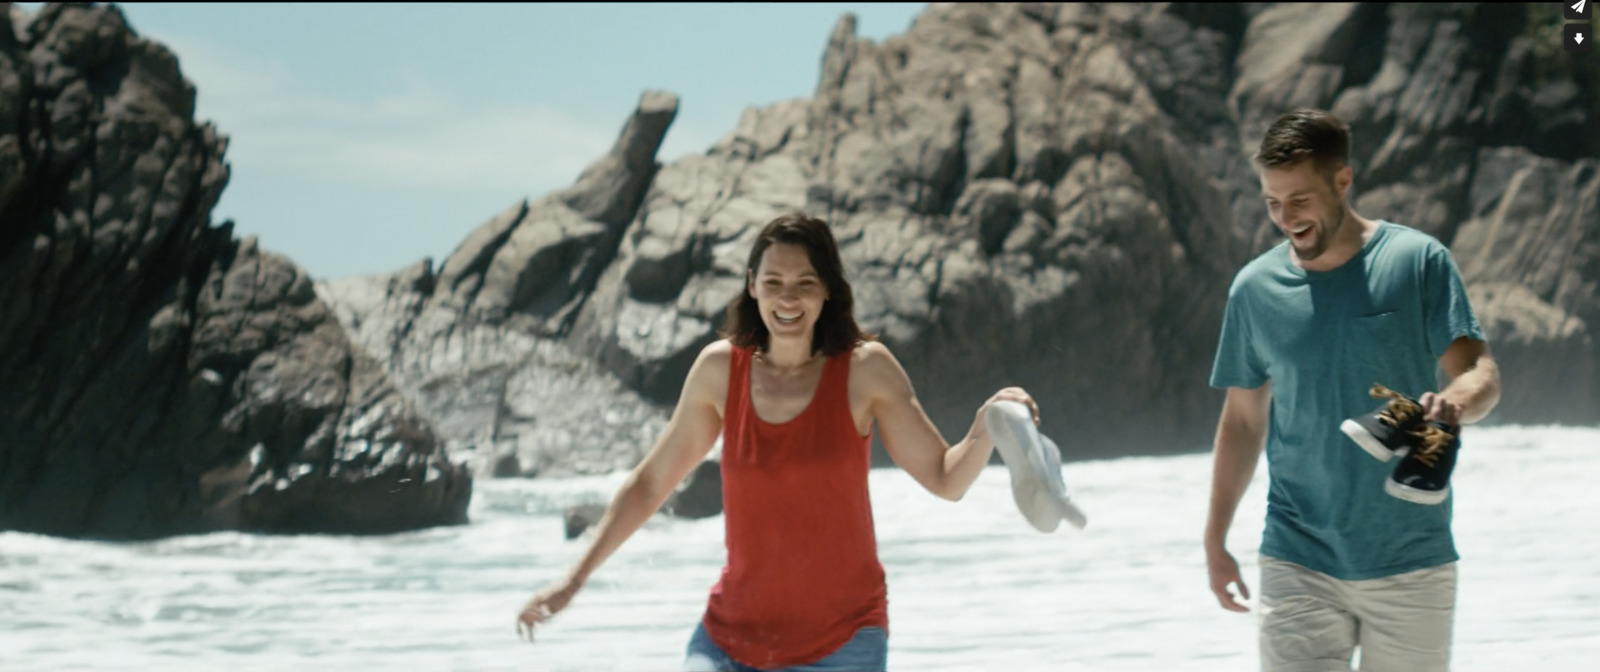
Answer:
[
  {"left": 1408, "top": 424, "right": 1456, "bottom": 468},
  {"left": 1369, "top": 384, "right": 1422, "bottom": 428}
]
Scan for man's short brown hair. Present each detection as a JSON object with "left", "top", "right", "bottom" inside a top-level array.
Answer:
[{"left": 1254, "top": 108, "right": 1350, "bottom": 181}]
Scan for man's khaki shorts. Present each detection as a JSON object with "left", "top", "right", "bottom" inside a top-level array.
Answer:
[{"left": 1259, "top": 555, "right": 1456, "bottom": 672}]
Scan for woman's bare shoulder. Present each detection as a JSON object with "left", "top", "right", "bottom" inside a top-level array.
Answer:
[
  {"left": 701, "top": 338, "right": 736, "bottom": 362},
  {"left": 849, "top": 340, "right": 904, "bottom": 386},
  {"left": 683, "top": 339, "right": 735, "bottom": 400}
]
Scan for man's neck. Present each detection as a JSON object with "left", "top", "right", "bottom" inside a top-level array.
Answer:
[{"left": 1295, "top": 210, "right": 1378, "bottom": 273}]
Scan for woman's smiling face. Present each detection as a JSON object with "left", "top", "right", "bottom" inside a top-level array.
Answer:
[{"left": 748, "top": 242, "right": 828, "bottom": 341}]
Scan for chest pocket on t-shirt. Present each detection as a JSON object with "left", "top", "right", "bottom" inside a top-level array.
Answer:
[{"left": 1348, "top": 311, "right": 1410, "bottom": 386}]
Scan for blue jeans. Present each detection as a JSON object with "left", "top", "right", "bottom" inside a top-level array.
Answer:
[{"left": 683, "top": 622, "right": 888, "bottom": 672}]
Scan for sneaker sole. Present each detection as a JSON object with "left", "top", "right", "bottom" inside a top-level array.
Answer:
[
  {"left": 1340, "top": 419, "right": 1399, "bottom": 463},
  {"left": 986, "top": 401, "right": 1087, "bottom": 532},
  {"left": 1040, "top": 435, "right": 1089, "bottom": 531},
  {"left": 1385, "top": 478, "right": 1449, "bottom": 505}
]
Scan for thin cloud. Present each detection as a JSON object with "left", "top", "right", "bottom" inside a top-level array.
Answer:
[{"left": 157, "top": 32, "right": 710, "bottom": 195}]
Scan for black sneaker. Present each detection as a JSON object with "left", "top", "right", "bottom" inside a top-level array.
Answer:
[
  {"left": 1386, "top": 421, "right": 1460, "bottom": 505},
  {"left": 1340, "top": 384, "right": 1427, "bottom": 462}
]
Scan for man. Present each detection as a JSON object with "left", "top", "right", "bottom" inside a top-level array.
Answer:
[{"left": 1204, "top": 108, "right": 1502, "bottom": 671}]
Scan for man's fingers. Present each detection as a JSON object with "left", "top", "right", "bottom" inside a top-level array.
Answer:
[
  {"left": 1418, "top": 392, "right": 1462, "bottom": 424},
  {"left": 1210, "top": 570, "right": 1252, "bottom": 612},
  {"left": 1213, "top": 585, "right": 1250, "bottom": 612},
  {"left": 1211, "top": 586, "right": 1244, "bottom": 612}
]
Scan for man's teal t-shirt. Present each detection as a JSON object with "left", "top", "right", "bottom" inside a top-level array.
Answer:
[{"left": 1209, "top": 220, "right": 1485, "bottom": 581}]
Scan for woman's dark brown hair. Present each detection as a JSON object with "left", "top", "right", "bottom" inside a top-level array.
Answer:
[{"left": 719, "top": 212, "right": 874, "bottom": 356}]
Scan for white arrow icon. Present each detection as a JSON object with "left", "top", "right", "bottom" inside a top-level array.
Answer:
[
  {"left": 1579, "top": 32, "right": 1588, "bottom": 45},
  {"left": 1576, "top": 0, "right": 1589, "bottom": 15}
]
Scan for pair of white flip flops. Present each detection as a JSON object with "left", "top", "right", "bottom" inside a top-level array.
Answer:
[{"left": 985, "top": 400, "right": 1088, "bottom": 533}]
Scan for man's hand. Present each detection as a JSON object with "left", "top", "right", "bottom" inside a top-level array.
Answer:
[
  {"left": 1418, "top": 391, "right": 1463, "bottom": 427},
  {"left": 1206, "top": 547, "right": 1252, "bottom": 613}
]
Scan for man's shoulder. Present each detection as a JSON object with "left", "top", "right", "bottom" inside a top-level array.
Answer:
[
  {"left": 1230, "top": 244, "right": 1289, "bottom": 295},
  {"left": 1375, "top": 220, "right": 1449, "bottom": 258}
]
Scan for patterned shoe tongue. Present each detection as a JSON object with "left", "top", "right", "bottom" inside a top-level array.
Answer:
[
  {"left": 1410, "top": 424, "right": 1457, "bottom": 464},
  {"left": 1379, "top": 397, "right": 1421, "bottom": 427}
]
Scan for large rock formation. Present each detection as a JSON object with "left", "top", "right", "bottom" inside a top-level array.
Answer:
[
  {"left": 0, "top": 3, "right": 471, "bottom": 539},
  {"left": 24, "top": 2, "right": 1588, "bottom": 540},
  {"left": 1251, "top": 3, "right": 1599, "bottom": 424},
  {"left": 317, "top": 92, "right": 682, "bottom": 479},
  {"left": 328, "top": 2, "right": 1595, "bottom": 475}
]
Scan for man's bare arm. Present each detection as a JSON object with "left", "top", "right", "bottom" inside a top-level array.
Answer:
[
  {"left": 1204, "top": 383, "right": 1272, "bottom": 613},
  {"left": 1205, "top": 383, "right": 1272, "bottom": 552},
  {"left": 1423, "top": 337, "right": 1501, "bottom": 425}
]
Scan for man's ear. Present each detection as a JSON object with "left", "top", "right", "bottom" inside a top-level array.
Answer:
[{"left": 1335, "top": 165, "right": 1354, "bottom": 199}]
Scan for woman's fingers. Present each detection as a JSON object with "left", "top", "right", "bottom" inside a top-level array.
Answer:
[{"left": 994, "top": 387, "right": 1041, "bottom": 425}]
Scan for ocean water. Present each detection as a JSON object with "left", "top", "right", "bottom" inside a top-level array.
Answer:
[{"left": 3, "top": 425, "right": 1597, "bottom": 671}]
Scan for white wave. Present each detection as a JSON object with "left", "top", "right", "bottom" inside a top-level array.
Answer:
[{"left": 2, "top": 425, "right": 1596, "bottom": 670}]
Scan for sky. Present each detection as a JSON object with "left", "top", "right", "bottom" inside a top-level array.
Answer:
[{"left": 16, "top": 3, "right": 927, "bottom": 279}]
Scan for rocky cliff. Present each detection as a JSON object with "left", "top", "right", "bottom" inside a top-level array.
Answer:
[
  {"left": 0, "top": 3, "right": 471, "bottom": 539},
  {"left": 7, "top": 2, "right": 1591, "bottom": 532},
  {"left": 321, "top": 2, "right": 1598, "bottom": 477}
]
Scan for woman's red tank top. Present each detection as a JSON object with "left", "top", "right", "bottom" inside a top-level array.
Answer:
[{"left": 701, "top": 344, "right": 889, "bottom": 668}]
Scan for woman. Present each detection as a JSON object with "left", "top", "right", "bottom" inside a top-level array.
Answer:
[{"left": 516, "top": 212, "right": 1039, "bottom": 671}]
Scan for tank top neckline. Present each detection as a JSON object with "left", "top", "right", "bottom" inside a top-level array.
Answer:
[{"left": 746, "top": 348, "right": 836, "bottom": 429}]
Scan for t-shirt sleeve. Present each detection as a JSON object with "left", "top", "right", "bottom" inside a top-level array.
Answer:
[
  {"left": 1422, "top": 243, "right": 1485, "bottom": 358},
  {"left": 1210, "top": 282, "right": 1268, "bottom": 389}
]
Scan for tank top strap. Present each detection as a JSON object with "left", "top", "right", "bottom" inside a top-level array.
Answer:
[
  {"left": 726, "top": 344, "right": 752, "bottom": 416},
  {"left": 817, "top": 346, "right": 856, "bottom": 426}
]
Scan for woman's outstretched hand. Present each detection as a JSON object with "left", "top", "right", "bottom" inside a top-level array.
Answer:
[
  {"left": 979, "top": 387, "right": 1040, "bottom": 427},
  {"left": 516, "top": 578, "right": 581, "bottom": 643}
]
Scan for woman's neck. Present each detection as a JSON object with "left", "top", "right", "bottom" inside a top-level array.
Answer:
[{"left": 759, "top": 335, "right": 817, "bottom": 370}]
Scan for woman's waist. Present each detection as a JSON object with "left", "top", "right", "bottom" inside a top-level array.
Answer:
[{"left": 707, "top": 565, "right": 888, "bottom": 622}]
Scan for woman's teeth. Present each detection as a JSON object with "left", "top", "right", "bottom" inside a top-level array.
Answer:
[{"left": 775, "top": 312, "right": 801, "bottom": 324}]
